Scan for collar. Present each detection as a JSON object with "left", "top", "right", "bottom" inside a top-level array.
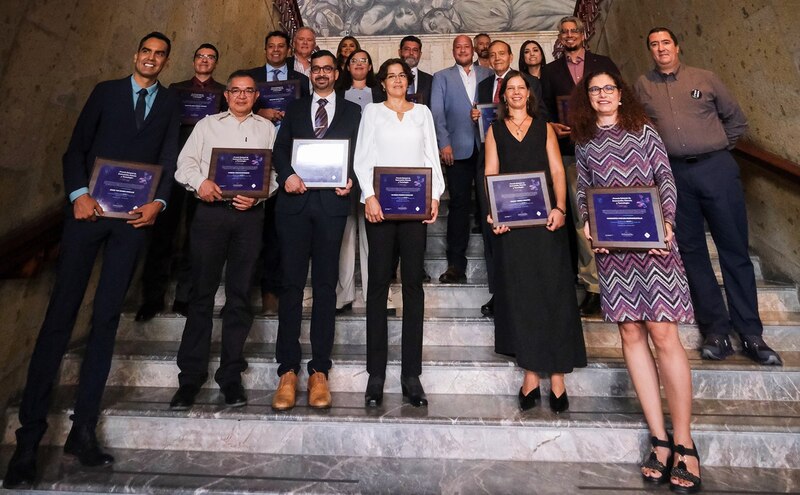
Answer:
[
  {"left": 656, "top": 62, "right": 683, "bottom": 79},
  {"left": 216, "top": 110, "right": 255, "bottom": 121},
  {"left": 191, "top": 76, "right": 217, "bottom": 88},
  {"left": 313, "top": 91, "right": 336, "bottom": 105},
  {"left": 131, "top": 75, "right": 159, "bottom": 95},
  {"left": 266, "top": 63, "right": 288, "bottom": 74},
  {"left": 496, "top": 69, "right": 511, "bottom": 80},
  {"left": 457, "top": 64, "right": 474, "bottom": 76}
]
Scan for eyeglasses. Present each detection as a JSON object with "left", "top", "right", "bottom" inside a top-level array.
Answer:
[
  {"left": 226, "top": 88, "right": 256, "bottom": 97},
  {"left": 588, "top": 85, "right": 618, "bottom": 95},
  {"left": 310, "top": 65, "right": 336, "bottom": 74},
  {"left": 385, "top": 73, "right": 408, "bottom": 81},
  {"left": 559, "top": 28, "right": 582, "bottom": 35},
  {"left": 195, "top": 54, "right": 217, "bottom": 61},
  {"left": 349, "top": 57, "right": 368, "bottom": 65}
]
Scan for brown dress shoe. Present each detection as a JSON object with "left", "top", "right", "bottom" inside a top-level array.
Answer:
[
  {"left": 271, "top": 371, "right": 297, "bottom": 410},
  {"left": 262, "top": 292, "right": 279, "bottom": 315},
  {"left": 308, "top": 371, "right": 332, "bottom": 409}
]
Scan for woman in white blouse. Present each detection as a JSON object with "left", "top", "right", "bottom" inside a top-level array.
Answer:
[{"left": 353, "top": 58, "right": 445, "bottom": 408}]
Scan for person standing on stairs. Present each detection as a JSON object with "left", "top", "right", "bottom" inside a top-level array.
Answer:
[
  {"left": 3, "top": 32, "right": 180, "bottom": 489},
  {"left": 168, "top": 71, "right": 276, "bottom": 411},
  {"left": 635, "top": 27, "right": 782, "bottom": 367}
]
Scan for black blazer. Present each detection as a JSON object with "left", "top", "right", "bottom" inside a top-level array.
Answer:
[
  {"left": 477, "top": 72, "right": 549, "bottom": 120},
  {"left": 273, "top": 94, "right": 362, "bottom": 216},
  {"left": 541, "top": 52, "right": 619, "bottom": 154},
  {"left": 62, "top": 76, "right": 181, "bottom": 203},
  {"left": 373, "top": 69, "right": 433, "bottom": 107}
]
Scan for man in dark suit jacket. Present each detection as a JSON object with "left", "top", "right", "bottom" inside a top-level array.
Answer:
[
  {"left": 3, "top": 32, "right": 180, "bottom": 489},
  {"left": 270, "top": 50, "right": 361, "bottom": 411},
  {"left": 540, "top": 16, "right": 620, "bottom": 317},
  {"left": 399, "top": 35, "right": 433, "bottom": 106},
  {"left": 246, "top": 30, "right": 311, "bottom": 315}
]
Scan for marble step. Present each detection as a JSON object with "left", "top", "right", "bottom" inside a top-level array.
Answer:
[
  {"left": 2, "top": 446, "right": 797, "bottom": 494},
  {"left": 59, "top": 342, "right": 800, "bottom": 401},
  {"left": 117, "top": 309, "right": 800, "bottom": 352},
  {"left": 3, "top": 387, "right": 798, "bottom": 469}
]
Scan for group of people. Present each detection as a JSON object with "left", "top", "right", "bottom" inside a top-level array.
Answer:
[{"left": 2, "top": 16, "right": 783, "bottom": 495}]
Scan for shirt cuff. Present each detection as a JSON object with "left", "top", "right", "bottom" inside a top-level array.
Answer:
[
  {"left": 155, "top": 199, "right": 167, "bottom": 211},
  {"left": 69, "top": 187, "right": 89, "bottom": 203}
]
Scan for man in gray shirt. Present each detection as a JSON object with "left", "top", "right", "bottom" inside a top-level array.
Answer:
[{"left": 635, "top": 27, "right": 781, "bottom": 365}]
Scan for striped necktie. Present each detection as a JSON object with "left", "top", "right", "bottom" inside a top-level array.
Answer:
[{"left": 314, "top": 98, "right": 328, "bottom": 138}]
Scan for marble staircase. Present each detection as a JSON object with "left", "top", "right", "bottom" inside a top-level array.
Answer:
[{"left": 2, "top": 202, "right": 799, "bottom": 493}]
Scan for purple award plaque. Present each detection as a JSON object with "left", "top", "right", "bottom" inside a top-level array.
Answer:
[
  {"left": 176, "top": 88, "right": 222, "bottom": 125},
  {"left": 485, "top": 171, "right": 551, "bottom": 228},
  {"left": 208, "top": 148, "right": 272, "bottom": 198},
  {"left": 373, "top": 167, "right": 432, "bottom": 220},
  {"left": 587, "top": 187, "right": 667, "bottom": 250},
  {"left": 477, "top": 103, "right": 498, "bottom": 144},
  {"left": 257, "top": 80, "right": 301, "bottom": 113},
  {"left": 88, "top": 158, "right": 162, "bottom": 219}
]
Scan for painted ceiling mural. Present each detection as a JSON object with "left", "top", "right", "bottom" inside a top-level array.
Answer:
[{"left": 299, "top": 0, "right": 575, "bottom": 36}]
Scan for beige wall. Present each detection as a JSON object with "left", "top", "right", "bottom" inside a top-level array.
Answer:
[{"left": 0, "top": 0, "right": 280, "bottom": 239}]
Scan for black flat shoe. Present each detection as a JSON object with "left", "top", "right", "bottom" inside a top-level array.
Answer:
[
  {"left": 699, "top": 333, "right": 734, "bottom": 360},
  {"left": 518, "top": 386, "right": 540, "bottom": 411},
  {"left": 641, "top": 434, "right": 673, "bottom": 484},
  {"left": 548, "top": 390, "right": 569, "bottom": 413},
  {"left": 400, "top": 375, "right": 428, "bottom": 407},
  {"left": 3, "top": 444, "right": 37, "bottom": 488},
  {"left": 481, "top": 296, "right": 494, "bottom": 317},
  {"left": 221, "top": 383, "right": 248, "bottom": 407},
  {"left": 740, "top": 334, "right": 783, "bottom": 365},
  {"left": 365, "top": 375, "right": 385, "bottom": 407},
  {"left": 172, "top": 300, "right": 189, "bottom": 317},
  {"left": 670, "top": 442, "right": 702, "bottom": 493},
  {"left": 336, "top": 302, "right": 353, "bottom": 315},
  {"left": 135, "top": 301, "right": 163, "bottom": 322},
  {"left": 63, "top": 424, "right": 114, "bottom": 467},
  {"left": 170, "top": 384, "right": 200, "bottom": 410}
]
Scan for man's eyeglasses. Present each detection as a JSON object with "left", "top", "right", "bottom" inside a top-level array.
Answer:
[
  {"left": 226, "top": 88, "right": 256, "bottom": 97},
  {"left": 559, "top": 28, "right": 582, "bottom": 35},
  {"left": 310, "top": 65, "right": 336, "bottom": 74},
  {"left": 349, "top": 57, "right": 368, "bottom": 65},
  {"left": 588, "top": 85, "right": 618, "bottom": 95},
  {"left": 195, "top": 54, "right": 217, "bottom": 61}
]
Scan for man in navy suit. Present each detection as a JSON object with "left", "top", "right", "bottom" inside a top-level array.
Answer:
[
  {"left": 3, "top": 32, "right": 180, "bottom": 489},
  {"left": 270, "top": 50, "right": 360, "bottom": 411},
  {"left": 541, "top": 16, "right": 620, "bottom": 317},
  {"left": 431, "top": 35, "right": 492, "bottom": 284},
  {"left": 247, "top": 31, "right": 311, "bottom": 316}
]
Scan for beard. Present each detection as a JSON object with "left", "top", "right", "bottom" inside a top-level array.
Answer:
[{"left": 403, "top": 56, "right": 419, "bottom": 68}]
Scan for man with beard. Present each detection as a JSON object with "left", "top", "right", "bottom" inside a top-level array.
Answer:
[
  {"left": 541, "top": 15, "right": 619, "bottom": 317},
  {"left": 399, "top": 35, "right": 433, "bottom": 106},
  {"left": 473, "top": 33, "right": 492, "bottom": 69}
]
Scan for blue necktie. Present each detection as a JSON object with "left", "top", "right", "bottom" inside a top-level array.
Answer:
[
  {"left": 271, "top": 69, "right": 280, "bottom": 82},
  {"left": 135, "top": 88, "right": 148, "bottom": 130}
]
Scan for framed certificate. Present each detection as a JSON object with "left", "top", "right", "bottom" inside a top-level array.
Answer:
[
  {"left": 587, "top": 187, "right": 668, "bottom": 250},
  {"left": 208, "top": 148, "right": 272, "bottom": 198},
  {"left": 88, "top": 158, "right": 162, "bottom": 219},
  {"left": 485, "top": 171, "right": 551, "bottom": 228},
  {"left": 556, "top": 95, "right": 571, "bottom": 126},
  {"left": 256, "top": 79, "right": 301, "bottom": 112},
  {"left": 477, "top": 103, "right": 499, "bottom": 143},
  {"left": 175, "top": 88, "right": 222, "bottom": 125},
  {"left": 373, "top": 167, "right": 432, "bottom": 220},
  {"left": 290, "top": 139, "right": 349, "bottom": 188}
]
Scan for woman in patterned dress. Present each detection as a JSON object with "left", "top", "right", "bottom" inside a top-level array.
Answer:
[{"left": 572, "top": 71, "right": 701, "bottom": 493}]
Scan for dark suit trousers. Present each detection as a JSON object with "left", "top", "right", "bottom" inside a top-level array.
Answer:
[
  {"left": 672, "top": 150, "right": 762, "bottom": 336},
  {"left": 140, "top": 183, "right": 197, "bottom": 305},
  {"left": 16, "top": 212, "right": 146, "bottom": 446},
  {"left": 365, "top": 220, "right": 426, "bottom": 377},
  {"left": 275, "top": 192, "right": 347, "bottom": 376},
  {"left": 475, "top": 148, "right": 496, "bottom": 293},
  {"left": 177, "top": 202, "right": 263, "bottom": 389},
  {"left": 260, "top": 195, "right": 282, "bottom": 295},
  {"left": 445, "top": 147, "right": 479, "bottom": 274}
]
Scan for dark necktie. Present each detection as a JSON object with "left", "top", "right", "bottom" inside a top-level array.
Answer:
[
  {"left": 135, "top": 88, "right": 148, "bottom": 130},
  {"left": 314, "top": 98, "right": 328, "bottom": 138},
  {"left": 271, "top": 69, "right": 280, "bottom": 82},
  {"left": 493, "top": 77, "right": 503, "bottom": 104}
]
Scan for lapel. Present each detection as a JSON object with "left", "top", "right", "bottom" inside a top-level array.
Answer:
[{"left": 299, "top": 96, "right": 316, "bottom": 138}]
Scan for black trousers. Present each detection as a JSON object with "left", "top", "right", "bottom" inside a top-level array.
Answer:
[
  {"left": 260, "top": 195, "right": 282, "bottom": 295},
  {"left": 16, "top": 212, "right": 146, "bottom": 446},
  {"left": 445, "top": 147, "right": 480, "bottom": 274},
  {"left": 365, "top": 220, "right": 426, "bottom": 377},
  {"left": 177, "top": 202, "right": 263, "bottom": 389},
  {"left": 140, "top": 183, "right": 197, "bottom": 306},
  {"left": 672, "top": 150, "right": 762, "bottom": 336},
  {"left": 275, "top": 193, "right": 347, "bottom": 376},
  {"left": 475, "top": 150, "right": 496, "bottom": 293}
]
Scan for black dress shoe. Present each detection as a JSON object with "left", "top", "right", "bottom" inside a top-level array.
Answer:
[
  {"left": 336, "top": 302, "right": 353, "bottom": 315},
  {"left": 700, "top": 334, "right": 734, "bottom": 360},
  {"left": 518, "top": 386, "right": 540, "bottom": 411},
  {"left": 438, "top": 266, "right": 466, "bottom": 284},
  {"left": 400, "top": 375, "right": 428, "bottom": 407},
  {"left": 740, "top": 335, "right": 783, "bottom": 366},
  {"left": 364, "top": 375, "right": 385, "bottom": 407},
  {"left": 423, "top": 271, "right": 432, "bottom": 283},
  {"left": 549, "top": 390, "right": 569, "bottom": 413},
  {"left": 222, "top": 383, "right": 248, "bottom": 407},
  {"left": 578, "top": 292, "right": 601, "bottom": 317},
  {"left": 481, "top": 296, "right": 495, "bottom": 317},
  {"left": 63, "top": 424, "right": 114, "bottom": 467},
  {"left": 135, "top": 301, "right": 163, "bottom": 322},
  {"left": 172, "top": 300, "right": 189, "bottom": 317},
  {"left": 169, "top": 384, "right": 200, "bottom": 410},
  {"left": 3, "top": 444, "right": 37, "bottom": 488}
]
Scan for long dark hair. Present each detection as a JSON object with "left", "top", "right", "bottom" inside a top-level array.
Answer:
[
  {"left": 335, "top": 49, "right": 377, "bottom": 91},
  {"left": 496, "top": 71, "right": 537, "bottom": 121},
  {"left": 569, "top": 71, "right": 651, "bottom": 144},
  {"left": 336, "top": 36, "right": 361, "bottom": 70},
  {"left": 518, "top": 40, "right": 546, "bottom": 76}
]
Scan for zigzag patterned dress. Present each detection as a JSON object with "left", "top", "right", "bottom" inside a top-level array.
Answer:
[{"left": 575, "top": 124, "right": 694, "bottom": 323}]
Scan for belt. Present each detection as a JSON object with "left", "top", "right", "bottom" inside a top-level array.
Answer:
[
  {"left": 201, "top": 199, "right": 237, "bottom": 209},
  {"left": 668, "top": 150, "right": 721, "bottom": 163}
]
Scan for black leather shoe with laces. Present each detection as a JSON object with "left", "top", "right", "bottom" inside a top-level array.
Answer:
[
  {"left": 699, "top": 334, "right": 734, "bottom": 360},
  {"left": 740, "top": 334, "right": 783, "bottom": 365}
]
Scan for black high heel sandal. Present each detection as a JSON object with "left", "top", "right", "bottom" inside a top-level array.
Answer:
[
  {"left": 670, "top": 442, "right": 702, "bottom": 493},
  {"left": 641, "top": 434, "right": 673, "bottom": 484}
]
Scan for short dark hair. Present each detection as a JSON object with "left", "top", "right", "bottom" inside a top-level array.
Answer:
[
  {"left": 376, "top": 58, "right": 415, "bottom": 88},
  {"left": 265, "top": 30, "right": 290, "bottom": 47},
  {"left": 400, "top": 35, "right": 422, "bottom": 50},
  {"left": 194, "top": 43, "right": 219, "bottom": 60},
  {"left": 226, "top": 70, "right": 256, "bottom": 88},
  {"left": 474, "top": 33, "right": 490, "bottom": 41},
  {"left": 138, "top": 31, "right": 171, "bottom": 57},
  {"left": 489, "top": 39, "right": 512, "bottom": 54},
  {"left": 647, "top": 27, "right": 679, "bottom": 47},
  {"left": 310, "top": 49, "right": 336, "bottom": 64}
]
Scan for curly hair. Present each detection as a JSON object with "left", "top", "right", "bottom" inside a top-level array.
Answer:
[{"left": 569, "top": 71, "right": 651, "bottom": 145}]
